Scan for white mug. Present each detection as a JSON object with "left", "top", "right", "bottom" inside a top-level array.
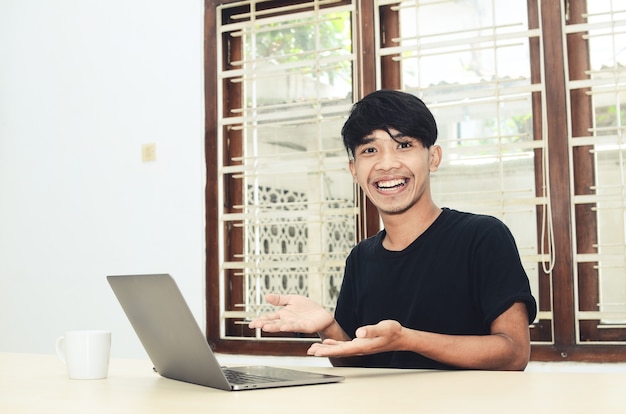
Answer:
[{"left": 56, "top": 330, "right": 111, "bottom": 379}]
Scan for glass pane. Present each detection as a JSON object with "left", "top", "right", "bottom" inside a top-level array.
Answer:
[{"left": 596, "top": 148, "right": 626, "bottom": 322}]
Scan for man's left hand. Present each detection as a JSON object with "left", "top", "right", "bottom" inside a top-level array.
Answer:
[{"left": 307, "top": 320, "right": 405, "bottom": 357}]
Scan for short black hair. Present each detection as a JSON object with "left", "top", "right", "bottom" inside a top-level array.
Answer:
[{"left": 341, "top": 89, "right": 438, "bottom": 158}]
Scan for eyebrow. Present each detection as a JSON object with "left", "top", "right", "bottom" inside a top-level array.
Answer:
[{"left": 359, "top": 132, "right": 409, "bottom": 145}]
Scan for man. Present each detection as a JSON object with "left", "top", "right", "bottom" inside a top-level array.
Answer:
[{"left": 249, "top": 90, "right": 537, "bottom": 370}]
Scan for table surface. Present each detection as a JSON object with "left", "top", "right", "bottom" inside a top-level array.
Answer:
[{"left": 2, "top": 352, "right": 626, "bottom": 414}]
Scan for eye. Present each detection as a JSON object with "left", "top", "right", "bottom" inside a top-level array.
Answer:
[
  {"left": 360, "top": 146, "right": 377, "bottom": 154},
  {"left": 398, "top": 141, "right": 412, "bottom": 149}
]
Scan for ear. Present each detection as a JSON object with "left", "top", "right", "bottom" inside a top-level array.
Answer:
[
  {"left": 429, "top": 145, "right": 442, "bottom": 172},
  {"left": 348, "top": 159, "right": 357, "bottom": 182}
]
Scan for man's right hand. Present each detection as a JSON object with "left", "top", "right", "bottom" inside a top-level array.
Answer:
[{"left": 248, "top": 294, "right": 334, "bottom": 334}]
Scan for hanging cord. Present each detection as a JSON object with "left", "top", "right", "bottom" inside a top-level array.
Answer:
[
  {"left": 538, "top": 0, "right": 556, "bottom": 274},
  {"left": 540, "top": 140, "right": 556, "bottom": 274}
]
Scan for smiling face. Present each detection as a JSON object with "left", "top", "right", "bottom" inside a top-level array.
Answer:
[{"left": 349, "top": 128, "right": 441, "bottom": 218}]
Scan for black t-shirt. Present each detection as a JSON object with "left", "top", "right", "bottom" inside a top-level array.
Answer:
[{"left": 334, "top": 208, "right": 537, "bottom": 369}]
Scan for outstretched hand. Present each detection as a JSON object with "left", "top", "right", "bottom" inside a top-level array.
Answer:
[
  {"left": 248, "top": 294, "right": 334, "bottom": 334},
  {"left": 307, "top": 320, "right": 405, "bottom": 357}
]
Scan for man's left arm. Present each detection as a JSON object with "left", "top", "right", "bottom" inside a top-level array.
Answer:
[{"left": 307, "top": 301, "right": 531, "bottom": 371}]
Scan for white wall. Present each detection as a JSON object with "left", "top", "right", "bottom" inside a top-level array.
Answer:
[{"left": 0, "top": 0, "right": 206, "bottom": 358}]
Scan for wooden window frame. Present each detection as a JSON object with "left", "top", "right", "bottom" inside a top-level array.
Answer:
[{"left": 204, "top": 0, "right": 626, "bottom": 361}]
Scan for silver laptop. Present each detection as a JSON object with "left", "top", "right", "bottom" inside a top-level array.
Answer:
[{"left": 107, "top": 273, "right": 344, "bottom": 391}]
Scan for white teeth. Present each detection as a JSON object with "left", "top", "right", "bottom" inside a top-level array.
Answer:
[{"left": 377, "top": 178, "right": 406, "bottom": 189}]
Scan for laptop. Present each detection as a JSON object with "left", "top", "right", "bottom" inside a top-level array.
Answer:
[{"left": 107, "top": 273, "right": 344, "bottom": 391}]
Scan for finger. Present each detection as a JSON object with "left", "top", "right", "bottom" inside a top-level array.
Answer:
[
  {"left": 307, "top": 342, "right": 329, "bottom": 356},
  {"left": 355, "top": 327, "right": 366, "bottom": 338},
  {"left": 259, "top": 323, "right": 285, "bottom": 333},
  {"left": 247, "top": 312, "right": 279, "bottom": 328},
  {"left": 265, "top": 293, "right": 289, "bottom": 306},
  {"left": 355, "top": 323, "right": 384, "bottom": 338},
  {"left": 248, "top": 319, "right": 267, "bottom": 329},
  {"left": 252, "top": 318, "right": 303, "bottom": 333},
  {"left": 308, "top": 342, "right": 351, "bottom": 357},
  {"left": 307, "top": 344, "right": 319, "bottom": 355},
  {"left": 250, "top": 320, "right": 284, "bottom": 333}
]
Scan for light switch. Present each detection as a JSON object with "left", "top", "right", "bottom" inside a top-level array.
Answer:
[{"left": 142, "top": 143, "right": 157, "bottom": 162}]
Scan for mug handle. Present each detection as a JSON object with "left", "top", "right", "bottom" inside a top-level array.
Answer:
[{"left": 55, "top": 336, "right": 66, "bottom": 365}]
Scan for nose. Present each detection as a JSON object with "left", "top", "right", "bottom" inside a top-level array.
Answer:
[{"left": 374, "top": 148, "right": 401, "bottom": 171}]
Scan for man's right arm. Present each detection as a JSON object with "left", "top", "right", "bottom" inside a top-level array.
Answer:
[{"left": 247, "top": 294, "right": 359, "bottom": 366}]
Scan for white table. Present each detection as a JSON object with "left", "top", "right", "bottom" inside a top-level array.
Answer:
[{"left": 1, "top": 352, "right": 625, "bottom": 413}]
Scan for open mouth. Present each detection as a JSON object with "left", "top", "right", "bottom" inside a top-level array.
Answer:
[{"left": 375, "top": 178, "right": 407, "bottom": 191}]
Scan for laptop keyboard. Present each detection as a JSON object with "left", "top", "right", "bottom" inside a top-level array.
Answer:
[{"left": 224, "top": 369, "right": 286, "bottom": 385}]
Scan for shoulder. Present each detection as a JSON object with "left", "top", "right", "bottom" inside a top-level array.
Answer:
[
  {"left": 348, "top": 230, "right": 385, "bottom": 257},
  {"left": 439, "top": 208, "right": 508, "bottom": 232},
  {"left": 437, "top": 208, "right": 518, "bottom": 249}
]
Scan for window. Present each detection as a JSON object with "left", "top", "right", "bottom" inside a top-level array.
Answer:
[
  {"left": 208, "top": 0, "right": 358, "bottom": 354},
  {"left": 205, "top": 0, "right": 626, "bottom": 361}
]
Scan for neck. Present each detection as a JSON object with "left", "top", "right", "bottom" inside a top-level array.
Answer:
[{"left": 380, "top": 203, "right": 442, "bottom": 251}]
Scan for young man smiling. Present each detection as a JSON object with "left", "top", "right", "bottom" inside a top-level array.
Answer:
[{"left": 249, "top": 90, "right": 537, "bottom": 370}]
